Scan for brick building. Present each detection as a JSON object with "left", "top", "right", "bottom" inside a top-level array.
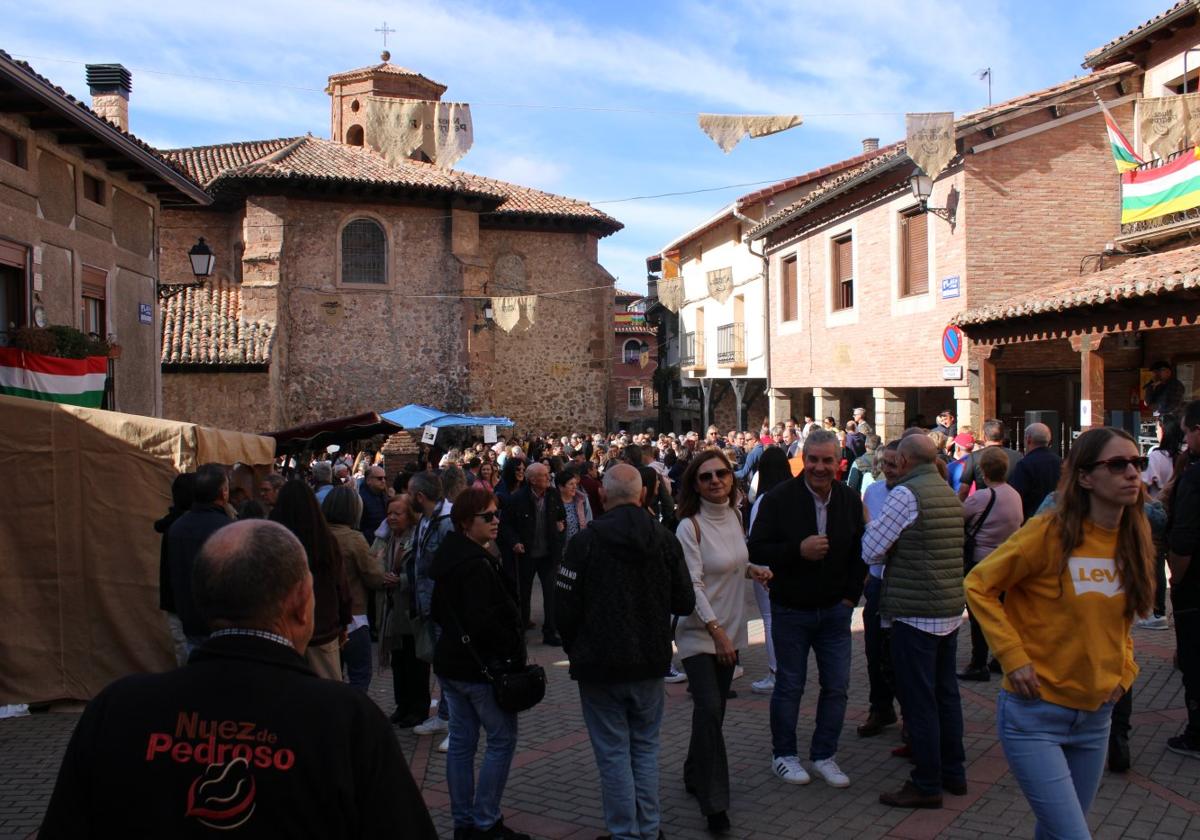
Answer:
[
  {"left": 610, "top": 288, "right": 657, "bottom": 432},
  {"left": 158, "top": 55, "right": 621, "bottom": 435},
  {"left": 953, "top": 2, "right": 1200, "bottom": 444},
  {"left": 749, "top": 63, "right": 1138, "bottom": 442},
  {"left": 650, "top": 145, "right": 893, "bottom": 433},
  {"left": 0, "top": 55, "right": 208, "bottom": 415}
]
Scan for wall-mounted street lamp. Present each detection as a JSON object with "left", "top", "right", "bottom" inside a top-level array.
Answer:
[
  {"left": 159, "top": 238, "right": 217, "bottom": 301},
  {"left": 909, "top": 169, "right": 956, "bottom": 226}
]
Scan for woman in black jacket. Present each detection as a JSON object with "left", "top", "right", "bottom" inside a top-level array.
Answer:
[{"left": 430, "top": 487, "right": 529, "bottom": 840}]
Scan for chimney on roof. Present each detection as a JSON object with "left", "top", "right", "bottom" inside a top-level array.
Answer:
[
  {"left": 86, "top": 64, "right": 132, "bottom": 132},
  {"left": 862, "top": 137, "right": 879, "bottom": 154}
]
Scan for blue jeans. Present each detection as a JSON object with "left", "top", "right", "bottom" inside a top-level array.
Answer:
[
  {"left": 769, "top": 601, "right": 853, "bottom": 760},
  {"left": 579, "top": 679, "right": 665, "bottom": 840},
  {"left": 342, "top": 625, "right": 372, "bottom": 691},
  {"left": 442, "top": 677, "right": 518, "bottom": 831},
  {"left": 997, "top": 690, "right": 1113, "bottom": 840},
  {"left": 889, "top": 621, "right": 965, "bottom": 795}
]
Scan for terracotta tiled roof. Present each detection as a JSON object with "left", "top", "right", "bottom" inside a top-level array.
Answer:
[
  {"left": 161, "top": 138, "right": 300, "bottom": 187},
  {"left": 953, "top": 242, "right": 1200, "bottom": 327},
  {"left": 750, "top": 65, "right": 1136, "bottom": 239},
  {"left": 614, "top": 288, "right": 642, "bottom": 297},
  {"left": 1083, "top": 1, "right": 1197, "bottom": 68},
  {"left": 325, "top": 60, "right": 447, "bottom": 93},
  {"left": 160, "top": 280, "right": 274, "bottom": 367},
  {"left": 159, "top": 135, "right": 621, "bottom": 231},
  {"left": 615, "top": 325, "right": 654, "bottom": 334}
]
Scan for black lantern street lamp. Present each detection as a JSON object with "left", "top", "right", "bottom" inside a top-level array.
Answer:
[
  {"left": 188, "top": 237, "right": 216, "bottom": 279},
  {"left": 159, "top": 238, "right": 218, "bottom": 301},
  {"left": 908, "top": 168, "right": 956, "bottom": 225}
]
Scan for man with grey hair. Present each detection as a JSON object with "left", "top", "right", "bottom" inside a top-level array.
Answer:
[
  {"left": 852, "top": 407, "right": 873, "bottom": 436},
  {"left": 504, "top": 461, "right": 567, "bottom": 646},
  {"left": 1009, "top": 422, "right": 1061, "bottom": 522},
  {"left": 408, "top": 471, "right": 454, "bottom": 737},
  {"left": 40, "top": 520, "right": 436, "bottom": 839},
  {"left": 864, "top": 434, "right": 966, "bottom": 809},
  {"left": 750, "top": 428, "right": 866, "bottom": 789},
  {"left": 557, "top": 464, "right": 693, "bottom": 840},
  {"left": 312, "top": 460, "right": 334, "bottom": 503}
]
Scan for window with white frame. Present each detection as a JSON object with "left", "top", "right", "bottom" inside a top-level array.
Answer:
[
  {"left": 831, "top": 234, "right": 853, "bottom": 311},
  {"left": 628, "top": 386, "right": 644, "bottom": 409}
]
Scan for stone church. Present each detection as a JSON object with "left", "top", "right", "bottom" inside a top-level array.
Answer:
[{"left": 158, "top": 54, "right": 621, "bottom": 435}]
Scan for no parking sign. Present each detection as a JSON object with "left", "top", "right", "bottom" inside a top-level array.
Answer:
[{"left": 942, "top": 324, "right": 964, "bottom": 364}]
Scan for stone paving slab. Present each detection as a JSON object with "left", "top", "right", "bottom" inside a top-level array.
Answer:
[{"left": 1, "top": 581, "right": 1197, "bottom": 839}]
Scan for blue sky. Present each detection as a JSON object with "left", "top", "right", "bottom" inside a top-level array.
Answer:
[{"left": 3, "top": 0, "right": 1168, "bottom": 291}]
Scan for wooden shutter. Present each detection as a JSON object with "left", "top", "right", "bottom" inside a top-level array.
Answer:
[
  {"left": 834, "top": 236, "right": 853, "bottom": 310},
  {"left": 782, "top": 256, "right": 798, "bottom": 321},
  {"left": 902, "top": 211, "right": 929, "bottom": 296},
  {"left": 0, "top": 239, "right": 26, "bottom": 269},
  {"left": 82, "top": 265, "right": 107, "bottom": 299}
]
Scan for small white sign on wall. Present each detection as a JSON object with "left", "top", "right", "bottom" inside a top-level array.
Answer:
[
  {"left": 1080, "top": 399, "right": 1093, "bottom": 427},
  {"left": 421, "top": 425, "right": 438, "bottom": 445},
  {"left": 941, "top": 276, "right": 961, "bottom": 299},
  {"left": 942, "top": 365, "right": 963, "bottom": 380},
  {"left": 483, "top": 425, "right": 498, "bottom": 444}
]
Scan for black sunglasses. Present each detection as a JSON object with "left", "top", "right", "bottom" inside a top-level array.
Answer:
[
  {"left": 474, "top": 510, "right": 501, "bottom": 523},
  {"left": 698, "top": 467, "right": 732, "bottom": 483},
  {"left": 1083, "top": 456, "right": 1148, "bottom": 475}
]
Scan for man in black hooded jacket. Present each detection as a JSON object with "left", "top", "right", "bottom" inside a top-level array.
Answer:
[{"left": 555, "top": 463, "right": 694, "bottom": 840}]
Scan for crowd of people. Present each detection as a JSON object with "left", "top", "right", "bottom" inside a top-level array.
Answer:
[{"left": 38, "top": 400, "right": 1200, "bottom": 840}]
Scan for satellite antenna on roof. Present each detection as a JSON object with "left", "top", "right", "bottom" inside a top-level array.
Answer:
[{"left": 974, "top": 67, "right": 993, "bottom": 106}]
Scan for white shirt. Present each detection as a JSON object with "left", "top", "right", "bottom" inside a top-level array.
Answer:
[{"left": 806, "top": 479, "right": 831, "bottom": 536}]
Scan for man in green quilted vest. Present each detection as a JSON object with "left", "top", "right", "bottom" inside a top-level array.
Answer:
[{"left": 863, "top": 433, "right": 966, "bottom": 810}]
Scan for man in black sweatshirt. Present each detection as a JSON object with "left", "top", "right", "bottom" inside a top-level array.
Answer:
[
  {"left": 40, "top": 519, "right": 436, "bottom": 840},
  {"left": 556, "top": 464, "right": 694, "bottom": 840},
  {"left": 749, "top": 429, "right": 866, "bottom": 789}
]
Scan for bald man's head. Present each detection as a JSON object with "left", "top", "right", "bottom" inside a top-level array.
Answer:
[
  {"left": 1025, "top": 423, "right": 1051, "bottom": 449},
  {"left": 602, "top": 463, "right": 643, "bottom": 506},
  {"left": 898, "top": 433, "right": 938, "bottom": 472},
  {"left": 193, "top": 520, "right": 310, "bottom": 632}
]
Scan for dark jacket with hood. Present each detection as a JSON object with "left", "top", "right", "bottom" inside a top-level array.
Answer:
[
  {"left": 430, "top": 530, "right": 525, "bottom": 683},
  {"left": 554, "top": 504, "right": 694, "bottom": 683}
]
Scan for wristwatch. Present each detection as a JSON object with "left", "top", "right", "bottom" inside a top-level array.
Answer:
[{"left": 705, "top": 620, "right": 722, "bottom": 633}]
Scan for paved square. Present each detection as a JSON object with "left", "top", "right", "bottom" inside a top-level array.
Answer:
[{"left": 1, "top": 583, "right": 1197, "bottom": 839}]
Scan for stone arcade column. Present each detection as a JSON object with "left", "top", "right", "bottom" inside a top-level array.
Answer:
[
  {"left": 768, "top": 388, "right": 792, "bottom": 427},
  {"left": 872, "top": 387, "right": 906, "bottom": 441},
  {"left": 813, "top": 388, "right": 843, "bottom": 426}
]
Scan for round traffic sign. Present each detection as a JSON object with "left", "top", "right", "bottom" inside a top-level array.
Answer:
[{"left": 942, "top": 325, "right": 964, "bottom": 364}]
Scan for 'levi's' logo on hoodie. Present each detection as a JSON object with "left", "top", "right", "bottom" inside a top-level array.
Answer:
[{"left": 1068, "top": 556, "right": 1123, "bottom": 597}]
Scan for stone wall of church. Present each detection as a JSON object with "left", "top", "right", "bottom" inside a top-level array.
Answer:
[
  {"left": 162, "top": 371, "right": 272, "bottom": 432},
  {"left": 475, "top": 227, "right": 612, "bottom": 435}
]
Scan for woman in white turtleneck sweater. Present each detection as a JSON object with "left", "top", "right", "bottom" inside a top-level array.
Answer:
[{"left": 675, "top": 449, "right": 772, "bottom": 834}]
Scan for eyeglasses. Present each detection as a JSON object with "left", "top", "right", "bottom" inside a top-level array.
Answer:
[
  {"left": 1083, "top": 456, "right": 1148, "bottom": 474},
  {"left": 698, "top": 467, "right": 732, "bottom": 483},
  {"left": 474, "top": 511, "right": 500, "bottom": 523}
]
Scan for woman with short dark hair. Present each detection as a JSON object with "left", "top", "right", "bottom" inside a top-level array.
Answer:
[{"left": 431, "top": 487, "right": 529, "bottom": 840}]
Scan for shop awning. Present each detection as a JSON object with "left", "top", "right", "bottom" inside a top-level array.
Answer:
[
  {"left": 267, "top": 411, "right": 402, "bottom": 455},
  {"left": 381, "top": 404, "right": 515, "bottom": 430}
]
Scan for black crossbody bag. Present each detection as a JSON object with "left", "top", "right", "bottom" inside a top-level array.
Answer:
[{"left": 444, "top": 566, "right": 547, "bottom": 714}]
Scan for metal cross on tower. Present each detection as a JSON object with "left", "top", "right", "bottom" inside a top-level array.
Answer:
[{"left": 374, "top": 22, "right": 396, "bottom": 49}]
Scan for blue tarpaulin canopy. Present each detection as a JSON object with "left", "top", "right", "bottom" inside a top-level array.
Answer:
[{"left": 380, "top": 404, "right": 515, "bottom": 430}]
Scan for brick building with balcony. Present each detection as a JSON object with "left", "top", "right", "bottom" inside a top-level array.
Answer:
[
  {"left": 650, "top": 152, "right": 888, "bottom": 433},
  {"left": 749, "top": 63, "right": 1140, "bottom": 443},
  {"left": 953, "top": 2, "right": 1200, "bottom": 445},
  {"left": 609, "top": 287, "right": 658, "bottom": 432}
]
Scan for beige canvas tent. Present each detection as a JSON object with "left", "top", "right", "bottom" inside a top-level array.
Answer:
[{"left": 0, "top": 395, "right": 275, "bottom": 704}]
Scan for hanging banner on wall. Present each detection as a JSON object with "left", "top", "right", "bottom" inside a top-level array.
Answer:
[
  {"left": 1136, "top": 93, "right": 1200, "bottom": 159},
  {"left": 906, "top": 112, "right": 956, "bottom": 180},
  {"left": 491, "top": 295, "right": 538, "bottom": 333},
  {"left": 697, "top": 113, "right": 804, "bottom": 153},
  {"left": 657, "top": 277, "right": 683, "bottom": 313}
]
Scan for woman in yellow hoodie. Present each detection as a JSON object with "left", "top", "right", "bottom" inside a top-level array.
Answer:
[{"left": 965, "top": 427, "right": 1155, "bottom": 840}]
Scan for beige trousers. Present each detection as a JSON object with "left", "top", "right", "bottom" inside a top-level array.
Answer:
[{"left": 304, "top": 638, "right": 343, "bottom": 681}]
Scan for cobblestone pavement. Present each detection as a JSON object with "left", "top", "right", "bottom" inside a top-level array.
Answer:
[{"left": 2, "top": 584, "right": 1198, "bottom": 840}]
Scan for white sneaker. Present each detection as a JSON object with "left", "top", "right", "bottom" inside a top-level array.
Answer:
[
  {"left": 1135, "top": 615, "right": 1169, "bottom": 631},
  {"left": 772, "top": 755, "right": 810, "bottom": 785},
  {"left": 437, "top": 734, "right": 449, "bottom": 753},
  {"left": 413, "top": 715, "right": 449, "bottom": 735},
  {"left": 812, "top": 757, "right": 850, "bottom": 788},
  {"left": 664, "top": 666, "right": 688, "bottom": 684},
  {"left": 751, "top": 673, "right": 775, "bottom": 695},
  {"left": 732, "top": 665, "right": 745, "bottom": 681}
]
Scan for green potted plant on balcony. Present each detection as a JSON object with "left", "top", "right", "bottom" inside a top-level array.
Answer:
[{"left": 0, "top": 325, "right": 110, "bottom": 407}]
